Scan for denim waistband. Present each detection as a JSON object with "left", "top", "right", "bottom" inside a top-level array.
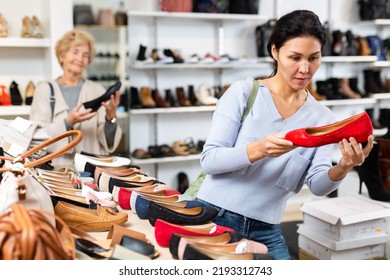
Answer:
[{"left": 196, "top": 198, "right": 272, "bottom": 226}]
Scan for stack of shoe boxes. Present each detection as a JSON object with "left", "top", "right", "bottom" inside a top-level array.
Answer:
[{"left": 297, "top": 195, "right": 390, "bottom": 260}]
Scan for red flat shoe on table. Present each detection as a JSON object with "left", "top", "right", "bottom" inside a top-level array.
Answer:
[{"left": 285, "top": 112, "right": 373, "bottom": 147}]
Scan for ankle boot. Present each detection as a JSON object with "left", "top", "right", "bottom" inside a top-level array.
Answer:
[
  {"left": 139, "top": 87, "right": 156, "bottom": 108},
  {"left": 176, "top": 87, "right": 191, "bottom": 106},
  {"left": 25, "top": 81, "right": 35, "bottom": 105},
  {"left": 365, "top": 109, "right": 387, "bottom": 130},
  {"left": 130, "top": 87, "right": 142, "bottom": 109},
  {"left": 119, "top": 87, "right": 130, "bottom": 110},
  {"left": 188, "top": 85, "right": 200, "bottom": 106},
  {"left": 327, "top": 78, "right": 344, "bottom": 100},
  {"left": 307, "top": 81, "right": 326, "bottom": 101},
  {"left": 357, "top": 142, "right": 390, "bottom": 202},
  {"left": 9, "top": 81, "right": 23, "bottom": 105},
  {"left": 349, "top": 77, "right": 366, "bottom": 98},
  {"left": 339, "top": 78, "right": 361, "bottom": 99},
  {"left": 165, "top": 89, "right": 179, "bottom": 107},
  {"left": 152, "top": 89, "right": 170, "bottom": 107},
  {"left": 372, "top": 69, "right": 387, "bottom": 92},
  {"left": 136, "top": 44, "right": 147, "bottom": 61},
  {"left": 364, "top": 69, "right": 383, "bottom": 94}
]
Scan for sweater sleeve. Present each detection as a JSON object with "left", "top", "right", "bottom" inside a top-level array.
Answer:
[{"left": 200, "top": 79, "right": 254, "bottom": 174}]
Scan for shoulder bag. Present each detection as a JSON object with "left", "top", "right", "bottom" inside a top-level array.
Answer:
[
  {"left": 0, "top": 203, "right": 76, "bottom": 259},
  {"left": 0, "top": 130, "right": 82, "bottom": 221}
]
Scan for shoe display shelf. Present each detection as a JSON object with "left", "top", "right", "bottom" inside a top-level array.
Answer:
[
  {"left": 126, "top": 10, "right": 273, "bottom": 185},
  {"left": 0, "top": 0, "right": 73, "bottom": 119}
]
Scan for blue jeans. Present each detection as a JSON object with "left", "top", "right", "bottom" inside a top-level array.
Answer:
[{"left": 197, "top": 199, "right": 291, "bottom": 260}]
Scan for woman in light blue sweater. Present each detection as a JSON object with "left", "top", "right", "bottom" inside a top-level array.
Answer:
[{"left": 196, "top": 10, "right": 374, "bottom": 260}]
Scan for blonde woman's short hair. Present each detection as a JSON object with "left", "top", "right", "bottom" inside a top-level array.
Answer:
[{"left": 55, "top": 29, "right": 96, "bottom": 67}]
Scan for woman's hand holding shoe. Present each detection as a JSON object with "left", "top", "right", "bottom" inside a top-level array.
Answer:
[
  {"left": 329, "top": 135, "right": 374, "bottom": 181},
  {"left": 247, "top": 133, "right": 295, "bottom": 163},
  {"left": 66, "top": 103, "right": 97, "bottom": 126}
]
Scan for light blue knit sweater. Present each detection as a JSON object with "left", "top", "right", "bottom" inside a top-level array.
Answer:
[{"left": 197, "top": 77, "right": 342, "bottom": 224}]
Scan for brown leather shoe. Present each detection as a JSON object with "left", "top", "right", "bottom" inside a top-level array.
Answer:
[
  {"left": 54, "top": 200, "right": 128, "bottom": 232},
  {"left": 176, "top": 87, "right": 191, "bottom": 106},
  {"left": 140, "top": 87, "right": 156, "bottom": 108}
]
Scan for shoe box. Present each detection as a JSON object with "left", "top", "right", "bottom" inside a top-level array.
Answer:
[
  {"left": 298, "top": 224, "right": 387, "bottom": 260},
  {"left": 298, "top": 248, "right": 387, "bottom": 260},
  {"left": 297, "top": 195, "right": 390, "bottom": 260},
  {"left": 354, "top": 194, "right": 390, "bottom": 258}
]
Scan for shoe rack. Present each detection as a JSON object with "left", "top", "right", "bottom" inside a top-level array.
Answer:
[
  {"left": 73, "top": 25, "right": 129, "bottom": 88},
  {"left": 0, "top": 0, "right": 73, "bottom": 118},
  {"left": 127, "top": 10, "right": 272, "bottom": 186}
]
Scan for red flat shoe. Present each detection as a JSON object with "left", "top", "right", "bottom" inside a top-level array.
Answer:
[
  {"left": 154, "top": 219, "right": 235, "bottom": 247},
  {"left": 285, "top": 112, "right": 372, "bottom": 147}
]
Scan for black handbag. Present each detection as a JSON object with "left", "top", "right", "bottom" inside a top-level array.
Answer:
[
  {"left": 255, "top": 19, "right": 276, "bottom": 57},
  {"left": 229, "top": 0, "right": 260, "bottom": 14},
  {"left": 73, "top": 5, "right": 95, "bottom": 25},
  {"left": 192, "top": 0, "right": 230, "bottom": 13}
]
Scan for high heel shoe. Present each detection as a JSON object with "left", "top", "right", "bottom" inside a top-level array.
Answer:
[
  {"left": 83, "top": 81, "right": 121, "bottom": 111},
  {"left": 24, "top": 80, "right": 35, "bottom": 105},
  {"left": 285, "top": 112, "right": 373, "bottom": 147},
  {"left": 357, "top": 141, "right": 390, "bottom": 202}
]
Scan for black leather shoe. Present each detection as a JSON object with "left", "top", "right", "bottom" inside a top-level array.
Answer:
[
  {"left": 148, "top": 201, "right": 218, "bottom": 227},
  {"left": 83, "top": 81, "right": 122, "bottom": 111}
]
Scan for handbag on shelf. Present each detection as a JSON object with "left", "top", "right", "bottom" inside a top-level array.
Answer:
[
  {"left": 0, "top": 203, "right": 76, "bottom": 260},
  {"left": 192, "top": 0, "right": 230, "bottom": 13},
  {"left": 229, "top": 0, "right": 260, "bottom": 14},
  {"left": 97, "top": 8, "right": 115, "bottom": 27},
  {"left": 73, "top": 4, "right": 95, "bottom": 25},
  {"left": 255, "top": 19, "right": 277, "bottom": 57},
  {"left": 0, "top": 130, "right": 82, "bottom": 221},
  {"left": 160, "top": 0, "right": 193, "bottom": 12}
]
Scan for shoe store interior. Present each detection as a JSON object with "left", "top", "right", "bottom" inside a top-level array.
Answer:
[{"left": 0, "top": 0, "right": 390, "bottom": 262}]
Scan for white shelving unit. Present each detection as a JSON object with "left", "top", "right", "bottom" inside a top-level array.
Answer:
[
  {"left": 127, "top": 10, "right": 271, "bottom": 185},
  {"left": 0, "top": 0, "right": 72, "bottom": 117},
  {"left": 74, "top": 25, "right": 129, "bottom": 86}
]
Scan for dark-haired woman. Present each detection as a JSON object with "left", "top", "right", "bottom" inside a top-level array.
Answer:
[{"left": 196, "top": 10, "right": 373, "bottom": 259}]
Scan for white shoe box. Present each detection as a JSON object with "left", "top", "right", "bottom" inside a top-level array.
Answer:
[
  {"left": 300, "top": 195, "right": 390, "bottom": 241},
  {"left": 353, "top": 194, "right": 390, "bottom": 258},
  {"left": 298, "top": 225, "right": 387, "bottom": 260}
]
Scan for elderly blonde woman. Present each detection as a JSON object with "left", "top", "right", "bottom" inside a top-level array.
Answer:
[{"left": 30, "top": 29, "right": 122, "bottom": 165}]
